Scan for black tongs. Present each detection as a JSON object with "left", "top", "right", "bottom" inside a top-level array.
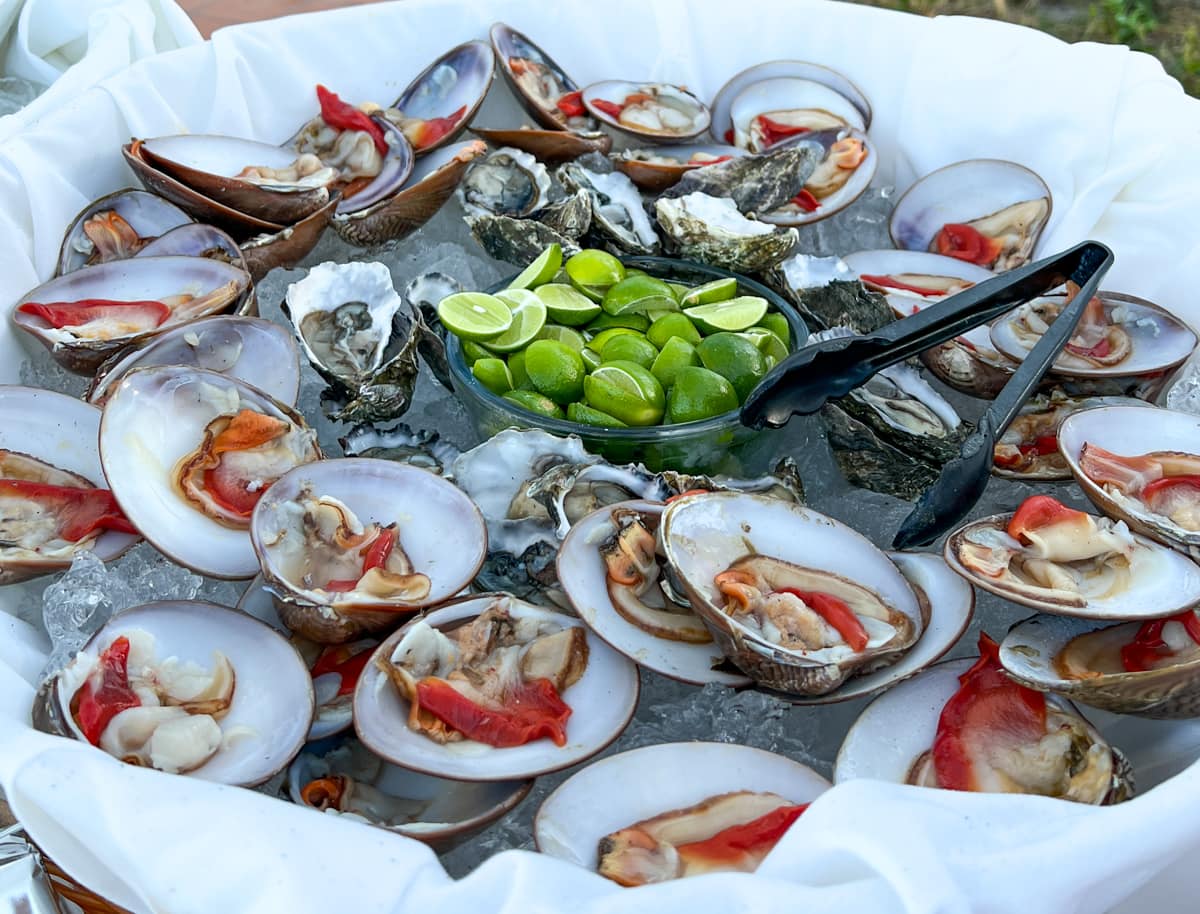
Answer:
[{"left": 740, "top": 240, "right": 1115, "bottom": 548}]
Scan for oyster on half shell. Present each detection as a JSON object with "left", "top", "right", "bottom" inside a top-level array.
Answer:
[{"left": 655, "top": 193, "right": 796, "bottom": 273}]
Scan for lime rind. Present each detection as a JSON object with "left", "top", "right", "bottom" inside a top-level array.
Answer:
[
  {"left": 438, "top": 292, "right": 513, "bottom": 341},
  {"left": 507, "top": 243, "right": 563, "bottom": 290}
]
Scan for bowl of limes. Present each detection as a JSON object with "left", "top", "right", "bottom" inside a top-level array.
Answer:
[{"left": 439, "top": 244, "right": 807, "bottom": 474}]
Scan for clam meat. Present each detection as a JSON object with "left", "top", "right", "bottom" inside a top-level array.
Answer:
[
  {"left": 380, "top": 602, "right": 589, "bottom": 747},
  {"left": 905, "top": 635, "right": 1127, "bottom": 803},
  {"left": 60, "top": 628, "right": 234, "bottom": 774},
  {"left": 931, "top": 198, "right": 1049, "bottom": 270},
  {"left": 729, "top": 77, "right": 867, "bottom": 151},
  {"left": 1057, "top": 610, "right": 1200, "bottom": 677},
  {"left": 597, "top": 791, "right": 807, "bottom": 886},
  {"left": 993, "top": 394, "right": 1145, "bottom": 480},
  {"left": 1004, "top": 294, "right": 1132, "bottom": 370},
  {"left": 490, "top": 24, "right": 599, "bottom": 132},
  {"left": 1079, "top": 444, "right": 1200, "bottom": 532},
  {"left": 582, "top": 82, "right": 710, "bottom": 141},
  {"left": 57, "top": 190, "right": 193, "bottom": 275}
]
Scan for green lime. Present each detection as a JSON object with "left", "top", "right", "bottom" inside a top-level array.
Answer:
[
  {"left": 696, "top": 332, "right": 767, "bottom": 402},
  {"left": 586, "top": 312, "right": 650, "bottom": 333},
  {"left": 741, "top": 327, "right": 789, "bottom": 366},
  {"left": 667, "top": 282, "right": 692, "bottom": 301},
  {"left": 535, "top": 283, "right": 601, "bottom": 326},
  {"left": 583, "top": 360, "right": 665, "bottom": 427},
  {"left": 645, "top": 307, "right": 681, "bottom": 323},
  {"left": 438, "top": 292, "right": 513, "bottom": 341},
  {"left": 536, "top": 324, "right": 586, "bottom": 353},
  {"left": 567, "top": 402, "right": 628, "bottom": 427},
  {"left": 602, "top": 274, "right": 678, "bottom": 316},
  {"left": 581, "top": 348, "right": 602, "bottom": 372},
  {"left": 684, "top": 296, "right": 769, "bottom": 333},
  {"left": 623, "top": 268, "right": 647, "bottom": 278},
  {"left": 566, "top": 249, "right": 625, "bottom": 301},
  {"left": 650, "top": 337, "right": 699, "bottom": 389},
  {"left": 586, "top": 326, "right": 641, "bottom": 353},
  {"left": 506, "top": 243, "right": 563, "bottom": 290},
  {"left": 601, "top": 334, "right": 659, "bottom": 369},
  {"left": 680, "top": 277, "right": 739, "bottom": 307},
  {"left": 756, "top": 312, "right": 791, "bottom": 346},
  {"left": 508, "top": 349, "right": 532, "bottom": 389},
  {"left": 666, "top": 366, "right": 739, "bottom": 423},
  {"left": 647, "top": 313, "right": 703, "bottom": 349},
  {"left": 525, "top": 339, "right": 586, "bottom": 404},
  {"left": 480, "top": 289, "right": 548, "bottom": 353},
  {"left": 461, "top": 340, "right": 492, "bottom": 366},
  {"left": 503, "top": 389, "right": 565, "bottom": 419},
  {"left": 471, "top": 357, "right": 513, "bottom": 395}
]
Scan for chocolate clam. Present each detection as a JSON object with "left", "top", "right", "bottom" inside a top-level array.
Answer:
[
  {"left": 56, "top": 189, "right": 192, "bottom": 275},
  {"left": 0, "top": 386, "right": 140, "bottom": 583},
  {"left": 490, "top": 23, "right": 599, "bottom": 132},
  {"left": 386, "top": 40, "right": 495, "bottom": 155},
  {"left": 250, "top": 458, "right": 487, "bottom": 643},
  {"left": 98, "top": 365, "right": 322, "bottom": 579},
  {"left": 581, "top": 81, "right": 711, "bottom": 143},
  {"left": 1001, "top": 613, "right": 1200, "bottom": 719},
  {"left": 12, "top": 255, "right": 252, "bottom": 374},
  {"left": 38, "top": 600, "right": 312, "bottom": 785},
  {"left": 759, "top": 128, "right": 876, "bottom": 226},
  {"left": 472, "top": 126, "right": 612, "bottom": 165},
  {"left": 660, "top": 492, "right": 924, "bottom": 695},
  {"left": 613, "top": 144, "right": 747, "bottom": 194},
  {"left": 889, "top": 159, "right": 1051, "bottom": 271},
  {"left": 729, "top": 77, "right": 867, "bottom": 152}
]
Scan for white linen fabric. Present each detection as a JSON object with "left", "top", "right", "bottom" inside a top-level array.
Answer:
[{"left": 1, "top": 1, "right": 1199, "bottom": 912}]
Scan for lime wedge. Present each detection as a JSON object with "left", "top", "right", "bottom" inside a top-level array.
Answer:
[
  {"left": 503, "top": 389, "right": 565, "bottom": 419},
  {"left": 481, "top": 289, "right": 548, "bottom": 353},
  {"left": 684, "top": 296, "right": 769, "bottom": 333},
  {"left": 680, "top": 277, "right": 739, "bottom": 307},
  {"left": 647, "top": 312, "right": 702, "bottom": 349},
  {"left": 651, "top": 337, "right": 699, "bottom": 389},
  {"left": 536, "top": 324, "right": 586, "bottom": 353},
  {"left": 586, "top": 312, "right": 651, "bottom": 333},
  {"left": 741, "top": 327, "right": 789, "bottom": 366},
  {"left": 666, "top": 366, "right": 739, "bottom": 423},
  {"left": 756, "top": 312, "right": 791, "bottom": 346},
  {"left": 566, "top": 249, "right": 625, "bottom": 301},
  {"left": 536, "top": 283, "right": 601, "bottom": 326},
  {"left": 568, "top": 402, "right": 628, "bottom": 427},
  {"left": 586, "top": 327, "right": 642, "bottom": 353},
  {"left": 461, "top": 340, "right": 492, "bottom": 366},
  {"left": 581, "top": 348, "right": 602, "bottom": 372},
  {"left": 697, "top": 332, "right": 767, "bottom": 401},
  {"left": 438, "top": 292, "right": 513, "bottom": 341},
  {"left": 525, "top": 339, "right": 586, "bottom": 405},
  {"left": 583, "top": 360, "right": 665, "bottom": 427},
  {"left": 601, "top": 334, "right": 658, "bottom": 369},
  {"left": 506, "top": 243, "right": 563, "bottom": 290},
  {"left": 471, "top": 358, "right": 513, "bottom": 395},
  {"left": 508, "top": 349, "right": 532, "bottom": 389},
  {"left": 602, "top": 274, "right": 678, "bottom": 316}
]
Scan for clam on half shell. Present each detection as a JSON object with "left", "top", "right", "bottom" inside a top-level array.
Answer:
[
  {"left": 660, "top": 492, "right": 924, "bottom": 695},
  {"left": 251, "top": 458, "right": 488, "bottom": 644},
  {"left": 534, "top": 741, "right": 829, "bottom": 880},
  {"left": 0, "top": 386, "right": 141, "bottom": 582},
  {"left": 56, "top": 189, "right": 192, "bottom": 276},
  {"left": 354, "top": 593, "right": 640, "bottom": 781},
  {"left": 37, "top": 600, "right": 312, "bottom": 786}
]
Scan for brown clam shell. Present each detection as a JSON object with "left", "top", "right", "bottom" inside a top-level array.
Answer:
[{"left": 471, "top": 127, "right": 611, "bottom": 164}]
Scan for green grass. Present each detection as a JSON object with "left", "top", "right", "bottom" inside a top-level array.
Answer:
[{"left": 853, "top": 0, "right": 1200, "bottom": 96}]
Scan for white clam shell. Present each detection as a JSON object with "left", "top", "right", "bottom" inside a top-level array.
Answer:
[
  {"left": 0, "top": 386, "right": 141, "bottom": 577},
  {"left": 759, "top": 128, "right": 877, "bottom": 227},
  {"left": 581, "top": 80, "right": 710, "bottom": 142},
  {"left": 990, "top": 292, "right": 1198, "bottom": 379},
  {"left": 711, "top": 60, "right": 872, "bottom": 144},
  {"left": 56, "top": 600, "right": 313, "bottom": 786},
  {"left": 87, "top": 315, "right": 300, "bottom": 407},
  {"left": 555, "top": 499, "right": 752, "bottom": 687},
  {"left": 944, "top": 510, "right": 1200, "bottom": 620},
  {"left": 729, "top": 77, "right": 867, "bottom": 149},
  {"left": 99, "top": 365, "right": 319, "bottom": 580},
  {"left": 250, "top": 457, "right": 488, "bottom": 610},
  {"left": 889, "top": 158, "right": 1051, "bottom": 257},
  {"left": 1060, "top": 405, "right": 1200, "bottom": 556},
  {"left": 353, "top": 594, "right": 640, "bottom": 781},
  {"left": 534, "top": 741, "right": 830, "bottom": 871}
]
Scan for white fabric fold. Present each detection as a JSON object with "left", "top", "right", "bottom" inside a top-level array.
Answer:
[{"left": 0, "top": 1, "right": 1198, "bottom": 912}]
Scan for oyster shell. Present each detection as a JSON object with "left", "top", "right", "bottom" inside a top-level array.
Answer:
[
  {"left": 558, "top": 161, "right": 660, "bottom": 255},
  {"left": 657, "top": 140, "right": 822, "bottom": 215},
  {"left": 339, "top": 423, "right": 461, "bottom": 474},
  {"left": 654, "top": 193, "right": 796, "bottom": 272},
  {"left": 458, "top": 146, "right": 554, "bottom": 217},
  {"left": 613, "top": 144, "right": 747, "bottom": 193},
  {"left": 946, "top": 495, "right": 1200, "bottom": 619},
  {"left": 467, "top": 212, "right": 582, "bottom": 265},
  {"left": 41, "top": 601, "right": 312, "bottom": 785},
  {"left": 56, "top": 189, "right": 192, "bottom": 275}
]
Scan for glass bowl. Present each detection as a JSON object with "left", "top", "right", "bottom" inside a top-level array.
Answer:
[{"left": 444, "top": 255, "right": 809, "bottom": 474}]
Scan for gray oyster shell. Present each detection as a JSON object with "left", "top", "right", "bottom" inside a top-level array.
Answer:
[
  {"left": 557, "top": 161, "right": 660, "bottom": 255},
  {"left": 655, "top": 193, "right": 796, "bottom": 273},
  {"left": 771, "top": 277, "right": 893, "bottom": 333},
  {"left": 457, "top": 146, "right": 553, "bottom": 217},
  {"left": 467, "top": 213, "right": 582, "bottom": 265},
  {"left": 403, "top": 271, "right": 461, "bottom": 391},
  {"left": 536, "top": 188, "right": 592, "bottom": 237},
  {"left": 339, "top": 423, "right": 461, "bottom": 474},
  {"left": 658, "top": 139, "right": 823, "bottom": 215}
]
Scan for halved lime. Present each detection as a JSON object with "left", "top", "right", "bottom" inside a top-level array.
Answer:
[
  {"left": 684, "top": 296, "right": 769, "bottom": 333},
  {"left": 535, "top": 283, "right": 601, "bottom": 326},
  {"left": 680, "top": 277, "right": 739, "bottom": 307},
  {"left": 756, "top": 312, "right": 791, "bottom": 346},
  {"left": 586, "top": 326, "right": 641, "bottom": 353},
  {"left": 438, "top": 292, "right": 513, "bottom": 341},
  {"left": 586, "top": 311, "right": 651, "bottom": 333},
  {"left": 506, "top": 243, "right": 563, "bottom": 290},
  {"left": 565, "top": 249, "right": 625, "bottom": 302},
  {"left": 583, "top": 360, "right": 665, "bottom": 427},
  {"left": 503, "top": 389, "right": 565, "bottom": 419},
  {"left": 601, "top": 334, "right": 658, "bottom": 369},
  {"left": 651, "top": 336, "right": 699, "bottom": 389},
  {"left": 471, "top": 357, "right": 513, "bottom": 395},
  {"left": 536, "top": 324, "right": 586, "bottom": 352},
  {"left": 602, "top": 274, "right": 678, "bottom": 316},
  {"left": 481, "top": 289, "right": 548, "bottom": 353},
  {"left": 666, "top": 366, "right": 739, "bottom": 423},
  {"left": 697, "top": 332, "right": 767, "bottom": 402},
  {"left": 525, "top": 339, "right": 586, "bottom": 405},
  {"left": 567, "top": 402, "right": 628, "bottom": 427},
  {"left": 647, "top": 312, "right": 702, "bottom": 349}
]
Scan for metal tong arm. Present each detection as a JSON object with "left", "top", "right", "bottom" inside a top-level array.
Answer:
[
  {"left": 741, "top": 241, "right": 1114, "bottom": 429},
  {"left": 890, "top": 241, "right": 1115, "bottom": 549}
]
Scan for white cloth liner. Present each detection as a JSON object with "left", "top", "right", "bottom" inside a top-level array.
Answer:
[{"left": 1, "top": 0, "right": 1199, "bottom": 911}]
